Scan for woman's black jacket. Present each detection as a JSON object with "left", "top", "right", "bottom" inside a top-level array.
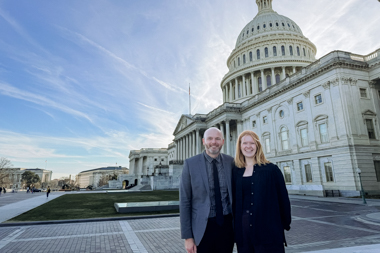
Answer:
[{"left": 232, "top": 163, "right": 291, "bottom": 247}]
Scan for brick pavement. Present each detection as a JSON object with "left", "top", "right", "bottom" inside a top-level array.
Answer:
[{"left": 1, "top": 196, "right": 380, "bottom": 252}]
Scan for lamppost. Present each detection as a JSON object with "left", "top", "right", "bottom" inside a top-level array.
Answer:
[{"left": 356, "top": 168, "right": 367, "bottom": 204}]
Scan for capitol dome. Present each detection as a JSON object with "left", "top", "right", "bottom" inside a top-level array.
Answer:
[{"left": 221, "top": 0, "right": 317, "bottom": 103}]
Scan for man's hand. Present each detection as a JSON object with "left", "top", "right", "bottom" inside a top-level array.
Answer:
[{"left": 185, "top": 238, "right": 197, "bottom": 253}]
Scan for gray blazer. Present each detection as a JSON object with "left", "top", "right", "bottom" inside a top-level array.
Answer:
[{"left": 180, "top": 152, "right": 234, "bottom": 246}]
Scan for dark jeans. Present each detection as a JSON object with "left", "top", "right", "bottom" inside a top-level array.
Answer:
[{"left": 197, "top": 214, "right": 234, "bottom": 253}]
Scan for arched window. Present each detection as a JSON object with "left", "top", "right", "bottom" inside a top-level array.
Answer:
[
  {"left": 257, "top": 25, "right": 260, "bottom": 30},
  {"left": 257, "top": 49, "right": 260, "bottom": 60},
  {"left": 308, "top": 50, "right": 311, "bottom": 58},
  {"left": 252, "top": 28, "right": 254, "bottom": 32},
  {"left": 258, "top": 77, "right": 262, "bottom": 92},
  {"left": 263, "top": 24, "right": 266, "bottom": 28},
  {"left": 297, "top": 46, "right": 300, "bottom": 56},
  {"left": 281, "top": 46, "right": 285, "bottom": 56},
  {"left": 275, "top": 74, "right": 280, "bottom": 84},
  {"left": 289, "top": 46, "right": 293, "bottom": 56},
  {"left": 270, "top": 23, "right": 272, "bottom": 27},
  {"left": 243, "top": 54, "right": 246, "bottom": 64},
  {"left": 303, "top": 48, "right": 306, "bottom": 56},
  {"left": 266, "top": 75, "right": 271, "bottom": 87},
  {"left": 265, "top": 47, "right": 268, "bottom": 57},
  {"left": 249, "top": 51, "right": 253, "bottom": 61},
  {"left": 273, "top": 46, "right": 277, "bottom": 56},
  {"left": 276, "top": 22, "right": 279, "bottom": 27},
  {"left": 238, "top": 57, "right": 240, "bottom": 66},
  {"left": 280, "top": 127, "right": 289, "bottom": 150}
]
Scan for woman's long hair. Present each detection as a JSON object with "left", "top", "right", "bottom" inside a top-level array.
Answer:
[{"left": 234, "top": 130, "right": 270, "bottom": 168}]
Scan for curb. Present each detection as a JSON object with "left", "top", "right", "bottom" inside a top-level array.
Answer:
[{"left": 0, "top": 213, "right": 180, "bottom": 227}]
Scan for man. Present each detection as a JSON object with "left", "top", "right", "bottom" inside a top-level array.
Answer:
[
  {"left": 47, "top": 186, "right": 51, "bottom": 198},
  {"left": 180, "top": 127, "right": 234, "bottom": 253}
]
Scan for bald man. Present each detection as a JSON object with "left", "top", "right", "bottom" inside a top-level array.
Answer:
[{"left": 180, "top": 127, "right": 234, "bottom": 253}]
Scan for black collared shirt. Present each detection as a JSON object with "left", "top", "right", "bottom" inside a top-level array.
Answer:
[{"left": 203, "top": 151, "right": 231, "bottom": 217}]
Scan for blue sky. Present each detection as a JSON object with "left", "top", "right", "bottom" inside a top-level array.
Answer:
[{"left": 0, "top": 0, "right": 379, "bottom": 179}]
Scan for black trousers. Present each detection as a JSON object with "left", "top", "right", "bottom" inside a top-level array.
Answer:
[
  {"left": 197, "top": 214, "right": 234, "bottom": 253},
  {"left": 237, "top": 212, "right": 285, "bottom": 253}
]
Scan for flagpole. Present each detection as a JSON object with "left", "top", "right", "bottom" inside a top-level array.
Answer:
[{"left": 189, "top": 83, "right": 191, "bottom": 115}]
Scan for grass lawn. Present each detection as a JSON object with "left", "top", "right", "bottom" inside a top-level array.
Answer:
[{"left": 8, "top": 190, "right": 179, "bottom": 222}]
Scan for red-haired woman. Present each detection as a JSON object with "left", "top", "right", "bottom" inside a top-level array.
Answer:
[{"left": 232, "top": 130, "right": 291, "bottom": 252}]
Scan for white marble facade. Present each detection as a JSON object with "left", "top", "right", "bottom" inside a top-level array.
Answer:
[
  {"left": 169, "top": 0, "right": 380, "bottom": 196},
  {"left": 129, "top": 0, "right": 380, "bottom": 196}
]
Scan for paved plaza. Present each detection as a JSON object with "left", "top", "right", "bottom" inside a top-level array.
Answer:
[{"left": 0, "top": 193, "right": 380, "bottom": 252}]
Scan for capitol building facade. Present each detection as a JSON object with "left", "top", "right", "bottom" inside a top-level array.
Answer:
[{"left": 131, "top": 0, "right": 380, "bottom": 196}]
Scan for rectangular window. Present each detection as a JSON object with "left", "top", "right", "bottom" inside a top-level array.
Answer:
[
  {"left": 252, "top": 120, "right": 256, "bottom": 128},
  {"left": 301, "top": 128, "right": 308, "bottom": 146},
  {"left": 263, "top": 116, "right": 268, "bottom": 124},
  {"left": 366, "top": 119, "right": 376, "bottom": 139},
  {"left": 374, "top": 161, "right": 380, "bottom": 182},
  {"left": 360, "top": 88, "right": 367, "bottom": 98},
  {"left": 297, "top": 102, "right": 303, "bottom": 111},
  {"left": 284, "top": 166, "right": 292, "bottom": 183},
  {"left": 324, "top": 162, "right": 334, "bottom": 182},
  {"left": 315, "top": 94, "right": 322, "bottom": 104},
  {"left": 265, "top": 138, "right": 270, "bottom": 153},
  {"left": 281, "top": 131, "right": 289, "bottom": 150},
  {"left": 305, "top": 164, "right": 313, "bottom": 182},
  {"left": 319, "top": 123, "right": 328, "bottom": 143}
]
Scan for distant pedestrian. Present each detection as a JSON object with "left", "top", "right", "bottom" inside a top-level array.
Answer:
[
  {"left": 47, "top": 186, "right": 51, "bottom": 198},
  {"left": 31, "top": 187, "right": 34, "bottom": 194},
  {"left": 3, "top": 187, "right": 6, "bottom": 194},
  {"left": 0, "top": 186, "right": 2, "bottom": 196},
  {"left": 27, "top": 186, "right": 29, "bottom": 193}
]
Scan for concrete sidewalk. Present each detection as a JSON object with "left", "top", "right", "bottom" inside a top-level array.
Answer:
[
  {"left": 0, "top": 192, "right": 65, "bottom": 223},
  {"left": 307, "top": 243, "right": 380, "bottom": 253}
]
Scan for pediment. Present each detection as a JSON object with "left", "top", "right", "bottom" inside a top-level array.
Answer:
[
  {"left": 173, "top": 114, "right": 194, "bottom": 135},
  {"left": 363, "top": 110, "right": 376, "bottom": 116}
]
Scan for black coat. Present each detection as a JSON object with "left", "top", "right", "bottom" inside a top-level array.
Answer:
[{"left": 232, "top": 163, "right": 291, "bottom": 249}]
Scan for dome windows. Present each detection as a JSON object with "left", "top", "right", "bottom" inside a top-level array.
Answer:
[
  {"left": 287, "top": 23, "right": 290, "bottom": 27},
  {"left": 257, "top": 49, "right": 261, "bottom": 60},
  {"left": 243, "top": 54, "right": 246, "bottom": 64},
  {"left": 265, "top": 47, "right": 269, "bottom": 58},
  {"left": 297, "top": 46, "right": 300, "bottom": 56},
  {"left": 238, "top": 57, "right": 240, "bottom": 66},
  {"left": 303, "top": 48, "right": 306, "bottom": 56},
  {"left": 252, "top": 28, "right": 254, "bottom": 32},
  {"left": 257, "top": 25, "right": 260, "bottom": 30},
  {"left": 282, "top": 23, "right": 285, "bottom": 26},
  {"left": 249, "top": 51, "right": 253, "bottom": 61},
  {"left": 263, "top": 24, "right": 266, "bottom": 28},
  {"left": 281, "top": 46, "right": 285, "bottom": 56},
  {"left": 290, "top": 46, "right": 293, "bottom": 56},
  {"left": 276, "top": 22, "right": 279, "bottom": 27},
  {"left": 270, "top": 23, "right": 272, "bottom": 27},
  {"left": 273, "top": 46, "right": 277, "bottom": 56},
  {"left": 266, "top": 75, "right": 271, "bottom": 87},
  {"left": 247, "top": 30, "right": 249, "bottom": 34}
]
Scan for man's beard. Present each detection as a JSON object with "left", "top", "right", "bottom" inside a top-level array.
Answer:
[{"left": 205, "top": 144, "right": 222, "bottom": 154}]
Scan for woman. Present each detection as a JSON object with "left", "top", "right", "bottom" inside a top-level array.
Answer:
[{"left": 232, "top": 130, "right": 291, "bottom": 252}]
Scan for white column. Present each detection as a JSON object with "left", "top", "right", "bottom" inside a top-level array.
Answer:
[
  {"left": 237, "top": 120, "right": 243, "bottom": 136},
  {"left": 229, "top": 82, "right": 233, "bottom": 102},
  {"left": 271, "top": 68, "right": 275, "bottom": 85},
  {"left": 192, "top": 131, "right": 196, "bottom": 156},
  {"left": 242, "top": 74, "right": 246, "bottom": 97},
  {"left": 261, "top": 69, "right": 266, "bottom": 90},
  {"left": 226, "top": 120, "right": 230, "bottom": 155},
  {"left": 196, "top": 129, "right": 200, "bottom": 154},
  {"left": 175, "top": 140, "right": 179, "bottom": 160},
  {"left": 182, "top": 136, "right": 186, "bottom": 160},
  {"left": 220, "top": 123, "right": 225, "bottom": 154},
  {"left": 252, "top": 72, "right": 258, "bottom": 95},
  {"left": 235, "top": 78, "right": 238, "bottom": 99},
  {"left": 293, "top": 66, "right": 296, "bottom": 74},
  {"left": 282, "top": 66, "right": 286, "bottom": 80},
  {"left": 186, "top": 134, "right": 189, "bottom": 159}
]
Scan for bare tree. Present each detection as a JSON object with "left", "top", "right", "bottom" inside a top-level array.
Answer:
[
  {"left": 98, "top": 173, "right": 111, "bottom": 187},
  {"left": 0, "top": 157, "right": 13, "bottom": 186}
]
